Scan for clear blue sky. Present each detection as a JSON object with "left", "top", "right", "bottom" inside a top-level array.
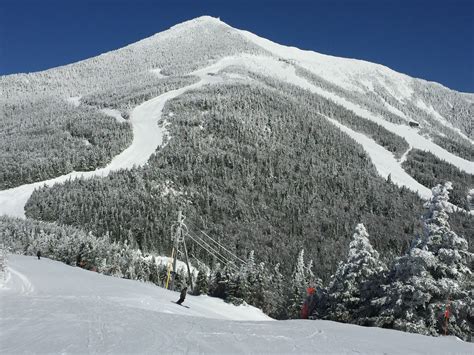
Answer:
[{"left": 1, "top": 0, "right": 473, "bottom": 92}]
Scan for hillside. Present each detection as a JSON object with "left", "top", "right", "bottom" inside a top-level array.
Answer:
[
  {"left": 1, "top": 255, "right": 471, "bottom": 354},
  {"left": 0, "top": 16, "right": 472, "bottom": 193}
]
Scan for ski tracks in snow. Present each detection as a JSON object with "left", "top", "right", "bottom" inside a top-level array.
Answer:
[{"left": 4, "top": 267, "right": 35, "bottom": 295}]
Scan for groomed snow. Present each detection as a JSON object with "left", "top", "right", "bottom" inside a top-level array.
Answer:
[{"left": 1, "top": 255, "right": 471, "bottom": 354}]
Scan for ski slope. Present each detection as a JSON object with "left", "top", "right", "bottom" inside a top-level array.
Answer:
[
  {"left": 1, "top": 255, "right": 471, "bottom": 354},
  {"left": 0, "top": 72, "right": 221, "bottom": 218}
]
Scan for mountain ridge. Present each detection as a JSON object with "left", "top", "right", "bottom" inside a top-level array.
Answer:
[{"left": 4, "top": 15, "right": 473, "bottom": 97}]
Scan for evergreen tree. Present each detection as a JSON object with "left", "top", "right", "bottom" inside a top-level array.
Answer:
[
  {"left": 194, "top": 264, "right": 210, "bottom": 295},
  {"left": 288, "top": 249, "right": 308, "bottom": 319},
  {"left": 266, "top": 263, "right": 285, "bottom": 319},
  {"left": 0, "top": 244, "right": 8, "bottom": 280},
  {"left": 374, "top": 183, "right": 473, "bottom": 341},
  {"left": 325, "top": 223, "right": 387, "bottom": 323}
]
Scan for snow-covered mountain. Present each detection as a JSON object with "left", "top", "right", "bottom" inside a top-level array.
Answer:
[
  {"left": 0, "top": 16, "right": 473, "bottom": 346},
  {"left": 1, "top": 16, "right": 472, "bottom": 204},
  {"left": 1, "top": 255, "right": 471, "bottom": 354}
]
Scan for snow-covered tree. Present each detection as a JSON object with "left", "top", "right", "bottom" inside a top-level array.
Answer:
[
  {"left": 288, "top": 249, "right": 309, "bottom": 319},
  {"left": 0, "top": 244, "right": 8, "bottom": 281},
  {"left": 467, "top": 189, "right": 474, "bottom": 212},
  {"left": 326, "top": 224, "right": 387, "bottom": 323},
  {"left": 374, "top": 183, "right": 473, "bottom": 340},
  {"left": 264, "top": 263, "right": 285, "bottom": 319},
  {"left": 194, "top": 264, "right": 210, "bottom": 295}
]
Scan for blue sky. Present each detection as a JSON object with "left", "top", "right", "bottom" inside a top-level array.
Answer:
[{"left": 1, "top": 0, "right": 473, "bottom": 92}]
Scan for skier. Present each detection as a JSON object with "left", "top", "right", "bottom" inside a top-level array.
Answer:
[
  {"left": 37, "top": 250, "right": 41, "bottom": 260},
  {"left": 176, "top": 286, "right": 188, "bottom": 305},
  {"left": 441, "top": 300, "right": 451, "bottom": 335},
  {"left": 301, "top": 287, "right": 316, "bottom": 319}
]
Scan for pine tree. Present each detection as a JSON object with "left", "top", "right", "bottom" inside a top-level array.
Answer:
[
  {"left": 288, "top": 249, "right": 308, "bottom": 319},
  {"left": 325, "top": 223, "right": 387, "bottom": 323},
  {"left": 194, "top": 264, "right": 210, "bottom": 295},
  {"left": 237, "top": 250, "right": 256, "bottom": 302},
  {"left": 375, "top": 183, "right": 473, "bottom": 340},
  {"left": 0, "top": 244, "right": 8, "bottom": 280},
  {"left": 148, "top": 256, "right": 160, "bottom": 285},
  {"left": 267, "top": 263, "right": 285, "bottom": 319}
]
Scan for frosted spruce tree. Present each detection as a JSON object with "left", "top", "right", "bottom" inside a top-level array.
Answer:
[
  {"left": 266, "top": 263, "right": 285, "bottom": 319},
  {"left": 288, "top": 249, "right": 317, "bottom": 318},
  {"left": 194, "top": 264, "right": 210, "bottom": 295},
  {"left": 0, "top": 244, "right": 8, "bottom": 281},
  {"left": 374, "top": 183, "right": 473, "bottom": 340},
  {"left": 326, "top": 224, "right": 387, "bottom": 323},
  {"left": 240, "top": 250, "right": 257, "bottom": 301}
]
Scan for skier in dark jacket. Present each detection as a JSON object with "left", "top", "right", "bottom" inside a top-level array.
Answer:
[
  {"left": 37, "top": 250, "right": 41, "bottom": 260},
  {"left": 176, "top": 286, "right": 188, "bottom": 305}
]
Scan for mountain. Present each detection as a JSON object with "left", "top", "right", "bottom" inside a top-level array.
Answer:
[
  {"left": 1, "top": 16, "right": 472, "bottom": 191},
  {"left": 1, "top": 255, "right": 471, "bottom": 354},
  {"left": 0, "top": 16, "right": 473, "bottom": 336}
]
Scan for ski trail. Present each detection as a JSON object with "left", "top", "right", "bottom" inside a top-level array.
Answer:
[
  {"left": 323, "top": 117, "right": 431, "bottom": 199},
  {"left": 0, "top": 72, "right": 221, "bottom": 218},
  {"left": 399, "top": 146, "right": 413, "bottom": 164},
  {"left": 7, "top": 267, "right": 35, "bottom": 295}
]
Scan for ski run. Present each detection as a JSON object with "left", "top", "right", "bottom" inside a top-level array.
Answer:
[{"left": 1, "top": 255, "right": 471, "bottom": 354}]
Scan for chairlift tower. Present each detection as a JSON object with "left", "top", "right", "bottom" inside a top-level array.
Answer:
[{"left": 166, "top": 210, "right": 194, "bottom": 292}]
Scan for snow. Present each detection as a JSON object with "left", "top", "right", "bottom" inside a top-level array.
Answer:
[
  {"left": 379, "top": 96, "right": 410, "bottom": 122},
  {"left": 100, "top": 108, "right": 127, "bottom": 123},
  {"left": 237, "top": 26, "right": 415, "bottom": 100},
  {"left": 415, "top": 100, "right": 474, "bottom": 144},
  {"left": 150, "top": 68, "right": 167, "bottom": 78},
  {"left": 1, "top": 255, "right": 472, "bottom": 354},
  {"left": 399, "top": 146, "right": 413, "bottom": 164},
  {"left": 66, "top": 96, "right": 81, "bottom": 107}
]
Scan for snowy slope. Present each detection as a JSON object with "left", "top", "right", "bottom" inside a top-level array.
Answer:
[
  {"left": 1, "top": 255, "right": 471, "bottom": 354},
  {"left": 237, "top": 28, "right": 474, "bottom": 173},
  {"left": 0, "top": 71, "right": 222, "bottom": 218}
]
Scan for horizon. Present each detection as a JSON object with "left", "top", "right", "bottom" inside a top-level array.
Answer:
[{"left": 0, "top": 0, "right": 473, "bottom": 93}]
